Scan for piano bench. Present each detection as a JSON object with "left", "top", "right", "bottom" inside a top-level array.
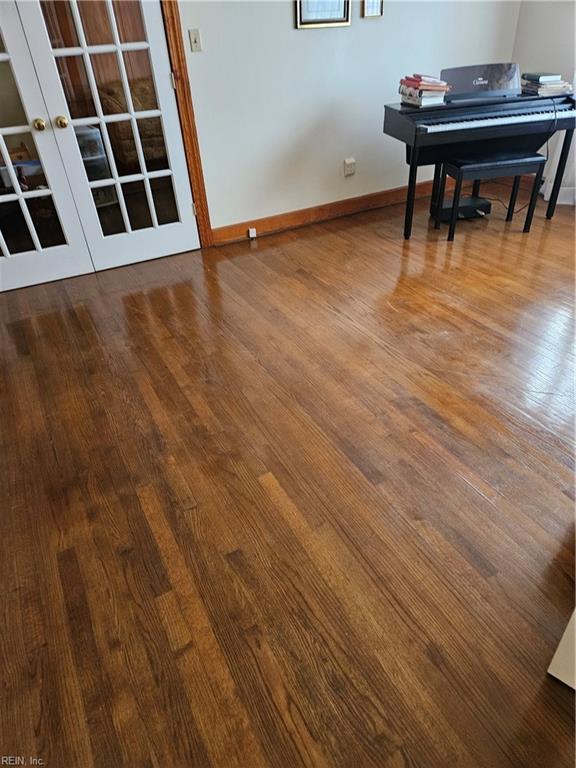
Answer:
[{"left": 435, "top": 153, "right": 546, "bottom": 241}]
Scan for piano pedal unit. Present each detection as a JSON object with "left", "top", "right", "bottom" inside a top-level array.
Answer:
[{"left": 430, "top": 195, "right": 491, "bottom": 223}]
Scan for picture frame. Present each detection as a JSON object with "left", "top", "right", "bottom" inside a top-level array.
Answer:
[
  {"left": 363, "top": 0, "right": 384, "bottom": 18},
  {"left": 295, "top": 0, "right": 351, "bottom": 29}
]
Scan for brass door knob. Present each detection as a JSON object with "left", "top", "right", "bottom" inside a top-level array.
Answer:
[
  {"left": 55, "top": 115, "right": 69, "bottom": 129},
  {"left": 33, "top": 118, "right": 46, "bottom": 131}
]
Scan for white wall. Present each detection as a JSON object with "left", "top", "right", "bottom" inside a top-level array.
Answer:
[
  {"left": 179, "top": 1, "right": 522, "bottom": 228},
  {"left": 513, "top": 1, "right": 575, "bottom": 94},
  {"left": 512, "top": 0, "right": 575, "bottom": 199}
]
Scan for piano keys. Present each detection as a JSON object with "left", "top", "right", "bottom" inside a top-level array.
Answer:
[{"left": 383, "top": 93, "right": 576, "bottom": 238}]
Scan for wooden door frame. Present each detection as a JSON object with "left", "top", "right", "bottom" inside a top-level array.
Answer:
[{"left": 160, "top": 0, "right": 214, "bottom": 247}]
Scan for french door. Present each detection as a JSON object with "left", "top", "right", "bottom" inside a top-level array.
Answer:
[
  {"left": 0, "top": 0, "right": 199, "bottom": 291},
  {"left": 0, "top": 1, "right": 93, "bottom": 291}
]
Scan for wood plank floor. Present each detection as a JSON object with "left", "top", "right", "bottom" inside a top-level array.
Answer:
[{"left": 1, "top": 191, "right": 574, "bottom": 767}]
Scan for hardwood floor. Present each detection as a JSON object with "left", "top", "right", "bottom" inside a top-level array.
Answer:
[{"left": 1, "top": 191, "right": 574, "bottom": 767}]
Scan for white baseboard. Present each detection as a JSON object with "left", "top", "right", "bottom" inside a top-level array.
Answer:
[
  {"left": 542, "top": 185, "right": 576, "bottom": 205},
  {"left": 541, "top": 131, "right": 576, "bottom": 204},
  {"left": 556, "top": 186, "right": 576, "bottom": 205}
]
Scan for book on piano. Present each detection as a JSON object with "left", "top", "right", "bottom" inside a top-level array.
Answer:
[
  {"left": 399, "top": 87, "right": 445, "bottom": 107},
  {"left": 400, "top": 78, "right": 447, "bottom": 91},
  {"left": 521, "top": 77, "right": 573, "bottom": 96},
  {"left": 401, "top": 95, "right": 446, "bottom": 108},
  {"left": 399, "top": 74, "right": 449, "bottom": 107},
  {"left": 411, "top": 74, "right": 446, "bottom": 85},
  {"left": 522, "top": 72, "right": 563, "bottom": 84}
]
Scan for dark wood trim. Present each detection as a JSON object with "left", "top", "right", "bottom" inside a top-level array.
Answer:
[
  {"left": 160, "top": 0, "right": 214, "bottom": 247},
  {"left": 212, "top": 180, "right": 440, "bottom": 245}
]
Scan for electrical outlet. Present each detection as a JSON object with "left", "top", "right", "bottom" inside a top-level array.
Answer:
[
  {"left": 248, "top": 227, "right": 257, "bottom": 239},
  {"left": 189, "top": 28, "right": 202, "bottom": 53},
  {"left": 344, "top": 157, "right": 356, "bottom": 177}
]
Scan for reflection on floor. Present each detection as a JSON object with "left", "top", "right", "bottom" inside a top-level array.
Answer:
[{"left": 1, "top": 187, "right": 574, "bottom": 767}]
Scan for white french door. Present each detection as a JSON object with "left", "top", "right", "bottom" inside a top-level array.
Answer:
[
  {"left": 0, "top": 1, "right": 93, "bottom": 291},
  {"left": 0, "top": 0, "right": 199, "bottom": 291}
]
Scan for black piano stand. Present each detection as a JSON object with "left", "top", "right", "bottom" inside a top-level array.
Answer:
[
  {"left": 403, "top": 147, "right": 420, "bottom": 239},
  {"left": 402, "top": 128, "right": 574, "bottom": 239},
  {"left": 546, "top": 129, "right": 574, "bottom": 219}
]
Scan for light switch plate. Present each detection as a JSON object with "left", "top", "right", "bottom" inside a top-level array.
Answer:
[{"left": 189, "top": 29, "right": 202, "bottom": 53}]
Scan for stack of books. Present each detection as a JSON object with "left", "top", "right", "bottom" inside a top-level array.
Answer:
[
  {"left": 399, "top": 74, "right": 450, "bottom": 108},
  {"left": 521, "top": 72, "right": 573, "bottom": 97}
]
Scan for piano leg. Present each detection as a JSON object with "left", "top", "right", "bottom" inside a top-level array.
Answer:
[
  {"left": 524, "top": 164, "right": 545, "bottom": 233},
  {"left": 546, "top": 129, "right": 574, "bottom": 220},
  {"left": 506, "top": 176, "right": 521, "bottom": 222},
  {"left": 430, "top": 163, "right": 441, "bottom": 216},
  {"left": 472, "top": 180, "right": 481, "bottom": 198},
  {"left": 448, "top": 174, "right": 463, "bottom": 242},
  {"left": 434, "top": 166, "right": 446, "bottom": 229},
  {"left": 404, "top": 148, "right": 420, "bottom": 239}
]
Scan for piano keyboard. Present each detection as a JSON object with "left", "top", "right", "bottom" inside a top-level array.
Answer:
[{"left": 421, "top": 108, "right": 576, "bottom": 133}]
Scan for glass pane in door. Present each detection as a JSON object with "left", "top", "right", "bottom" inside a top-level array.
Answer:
[
  {"left": 106, "top": 120, "right": 141, "bottom": 176},
  {"left": 122, "top": 180, "right": 152, "bottom": 230},
  {"left": 1, "top": 201, "right": 35, "bottom": 253},
  {"left": 137, "top": 117, "right": 169, "bottom": 171},
  {"left": 77, "top": 0, "right": 113, "bottom": 45},
  {"left": 40, "top": 0, "right": 79, "bottom": 48},
  {"left": 0, "top": 145, "right": 14, "bottom": 194},
  {"left": 4, "top": 133, "right": 48, "bottom": 191},
  {"left": 91, "top": 53, "right": 127, "bottom": 114},
  {"left": 150, "top": 177, "right": 178, "bottom": 225},
  {"left": 92, "top": 186, "right": 125, "bottom": 235},
  {"left": 55, "top": 56, "right": 96, "bottom": 118},
  {"left": 74, "top": 124, "right": 111, "bottom": 181},
  {"left": 113, "top": 1, "right": 146, "bottom": 43},
  {"left": 27, "top": 196, "right": 66, "bottom": 247},
  {"left": 123, "top": 50, "right": 158, "bottom": 110},
  {"left": 0, "top": 61, "right": 27, "bottom": 127}
]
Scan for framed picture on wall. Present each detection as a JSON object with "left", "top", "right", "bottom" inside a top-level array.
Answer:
[
  {"left": 363, "top": 0, "right": 383, "bottom": 17},
  {"left": 296, "top": 0, "right": 351, "bottom": 28}
]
